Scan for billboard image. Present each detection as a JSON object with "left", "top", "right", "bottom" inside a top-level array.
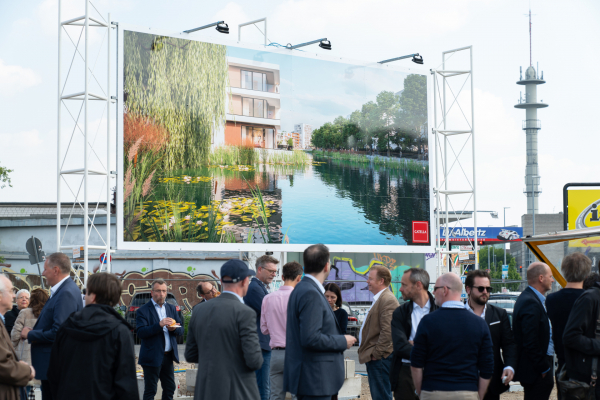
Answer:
[
  {"left": 118, "top": 27, "right": 432, "bottom": 251},
  {"left": 567, "top": 189, "right": 600, "bottom": 247}
]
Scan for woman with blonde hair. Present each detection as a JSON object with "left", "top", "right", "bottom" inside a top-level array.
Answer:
[{"left": 11, "top": 288, "right": 50, "bottom": 397}]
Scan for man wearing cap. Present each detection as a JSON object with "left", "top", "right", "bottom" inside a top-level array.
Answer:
[{"left": 185, "top": 259, "right": 263, "bottom": 400}]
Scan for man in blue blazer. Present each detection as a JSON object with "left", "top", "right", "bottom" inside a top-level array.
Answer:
[
  {"left": 137, "top": 279, "right": 184, "bottom": 400},
  {"left": 284, "top": 244, "right": 357, "bottom": 400},
  {"left": 20, "top": 252, "right": 83, "bottom": 400}
]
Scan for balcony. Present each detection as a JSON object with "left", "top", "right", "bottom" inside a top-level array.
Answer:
[
  {"left": 230, "top": 83, "right": 279, "bottom": 94},
  {"left": 522, "top": 119, "right": 541, "bottom": 130}
]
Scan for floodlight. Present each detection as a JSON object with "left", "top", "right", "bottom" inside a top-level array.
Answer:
[
  {"left": 184, "top": 21, "right": 229, "bottom": 34},
  {"left": 378, "top": 53, "right": 423, "bottom": 64},
  {"left": 286, "top": 38, "right": 331, "bottom": 50}
]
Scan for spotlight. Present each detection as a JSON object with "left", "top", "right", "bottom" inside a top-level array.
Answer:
[
  {"left": 378, "top": 53, "right": 423, "bottom": 65},
  {"left": 319, "top": 40, "right": 332, "bottom": 50},
  {"left": 216, "top": 22, "right": 229, "bottom": 34},
  {"left": 412, "top": 55, "right": 424, "bottom": 64}
]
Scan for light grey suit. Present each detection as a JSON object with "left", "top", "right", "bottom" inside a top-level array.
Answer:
[{"left": 184, "top": 292, "right": 263, "bottom": 400}]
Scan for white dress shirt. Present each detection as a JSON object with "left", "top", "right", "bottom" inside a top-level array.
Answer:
[
  {"left": 50, "top": 275, "right": 70, "bottom": 297},
  {"left": 359, "top": 288, "right": 387, "bottom": 345},
  {"left": 151, "top": 299, "right": 172, "bottom": 352},
  {"left": 222, "top": 291, "right": 244, "bottom": 303},
  {"left": 402, "top": 299, "right": 430, "bottom": 363},
  {"left": 305, "top": 274, "right": 325, "bottom": 294}
]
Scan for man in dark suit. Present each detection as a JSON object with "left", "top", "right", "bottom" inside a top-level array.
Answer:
[
  {"left": 192, "top": 281, "right": 218, "bottom": 312},
  {"left": 244, "top": 255, "right": 279, "bottom": 400},
  {"left": 513, "top": 262, "right": 555, "bottom": 400},
  {"left": 136, "top": 279, "right": 184, "bottom": 400},
  {"left": 21, "top": 252, "right": 82, "bottom": 400},
  {"left": 185, "top": 259, "right": 263, "bottom": 400},
  {"left": 390, "top": 268, "right": 438, "bottom": 400},
  {"left": 284, "top": 244, "right": 357, "bottom": 400},
  {"left": 464, "top": 270, "right": 517, "bottom": 400}
]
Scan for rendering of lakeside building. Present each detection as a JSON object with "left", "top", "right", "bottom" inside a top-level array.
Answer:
[
  {"left": 213, "top": 57, "right": 281, "bottom": 149},
  {"left": 294, "top": 123, "right": 313, "bottom": 149}
]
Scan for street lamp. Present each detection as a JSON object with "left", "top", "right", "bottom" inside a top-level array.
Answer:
[
  {"left": 378, "top": 53, "right": 424, "bottom": 64},
  {"left": 183, "top": 21, "right": 230, "bottom": 34},
  {"left": 286, "top": 38, "right": 331, "bottom": 50},
  {"left": 504, "top": 207, "right": 510, "bottom": 266}
]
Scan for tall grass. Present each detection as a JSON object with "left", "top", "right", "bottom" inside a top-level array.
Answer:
[
  {"left": 209, "top": 145, "right": 310, "bottom": 166},
  {"left": 312, "top": 150, "right": 428, "bottom": 173}
]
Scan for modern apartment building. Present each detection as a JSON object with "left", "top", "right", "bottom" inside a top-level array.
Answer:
[
  {"left": 291, "top": 132, "right": 301, "bottom": 149},
  {"left": 294, "top": 123, "right": 313, "bottom": 149},
  {"left": 214, "top": 57, "right": 281, "bottom": 149}
]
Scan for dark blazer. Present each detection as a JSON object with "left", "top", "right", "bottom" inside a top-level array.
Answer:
[
  {"left": 185, "top": 293, "right": 263, "bottom": 400},
  {"left": 389, "top": 291, "right": 438, "bottom": 390},
  {"left": 284, "top": 276, "right": 347, "bottom": 397},
  {"left": 513, "top": 286, "right": 551, "bottom": 385},
  {"left": 136, "top": 300, "right": 184, "bottom": 367},
  {"left": 243, "top": 278, "right": 271, "bottom": 351},
  {"left": 4, "top": 305, "right": 19, "bottom": 335},
  {"left": 484, "top": 303, "right": 518, "bottom": 395},
  {"left": 29, "top": 277, "right": 83, "bottom": 381},
  {"left": 563, "top": 285, "right": 600, "bottom": 382}
]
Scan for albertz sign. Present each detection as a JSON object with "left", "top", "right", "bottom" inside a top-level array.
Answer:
[{"left": 440, "top": 227, "right": 523, "bottom": 243}]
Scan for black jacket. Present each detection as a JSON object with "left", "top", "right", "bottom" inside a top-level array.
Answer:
[
  {"left": 513, "top": 286, "right": 551, "bottom": 385},
  {"left": 389, "top": 291, "right": 438, "bottom": 390},
  {"left": 4, "top": 305, "right": 19, "bottom": 335},
  {"left": 48, "top": 304, "right": 139, "bottom": 400},
  {"left": 563, "top": 285, "right": 600, "bottom": 382},
  {"left": 484, "top": 303, "right": 518, "bottom": 395}
]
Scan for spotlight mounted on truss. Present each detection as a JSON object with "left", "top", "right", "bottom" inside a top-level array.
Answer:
[
  {"left": 184, "top": 21, "right": 229, "bottom": 34},
  {"left": 378, "top": 53, "right": 423, "bottom": 65},
  {"left": 286, "top": 38, "right": 331, "bottom": 50}
]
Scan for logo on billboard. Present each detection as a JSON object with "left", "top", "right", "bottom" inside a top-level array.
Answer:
[
  {"left": 567, "top": 189, "right": 600, "bottom": 247},
  {"left": 413, "top": 221, "right": 429, "bottom": 243},
  {"left": 440, "top": 227, "right": 523, "bottom": 242}
]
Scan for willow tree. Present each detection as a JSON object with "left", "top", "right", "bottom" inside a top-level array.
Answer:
[{"left": 124, "top": 31, "right": 228, "bottom": 169}]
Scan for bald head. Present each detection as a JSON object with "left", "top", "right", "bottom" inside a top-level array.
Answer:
[
  {"left": 439, "top": 272, "right": 463, "bottom": 293},
  {"left": 433, "top": 273, "right": 463, "bottom": 306},
  {"left": 527, "top": 262, "right": 549, "bottom": 284},
  {"left": 0, "top": 275, "right": 15, "bottom": 315},
  {"left": 527, "top": 262, "right": 554, "bottom": 294}
]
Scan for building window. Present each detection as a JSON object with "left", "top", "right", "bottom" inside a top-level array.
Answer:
[
  {"left": 241, "top": 70, "right": 267, "bottom": 92},
  {"left": 241, "top": 98, "right": 269, "bottom": 119}
]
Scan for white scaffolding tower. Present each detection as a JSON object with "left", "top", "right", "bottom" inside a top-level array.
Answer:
[
  {"left": 57, "top": 0, "right": 114, "bottom": 285},
  {"left": 432, "top": 46, "right": 478, "bottom": 276}
]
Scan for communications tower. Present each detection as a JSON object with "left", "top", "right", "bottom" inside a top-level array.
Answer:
[{"left": 514, "top": 11, "right": 547, "bottom": 215}]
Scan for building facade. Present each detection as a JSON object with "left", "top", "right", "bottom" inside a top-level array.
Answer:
[{"left": 294, "top": 123, "right": 313, "bottom": 149}]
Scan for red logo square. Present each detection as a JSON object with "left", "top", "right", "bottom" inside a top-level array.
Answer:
[{"left": 412, "top": 221, "right": 429, "bottom": 243}]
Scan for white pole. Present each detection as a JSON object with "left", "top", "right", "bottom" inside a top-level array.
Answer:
[
  {"left": 57, "top": 0, "right": 62, "bottom": 255},
  {"left": 433, "top": 70, "right": 440, "bottom": 277},
  {"left": 471, "top": 46, "right": 478, "bottom": 269},
  {"left": 443, "top": 54, "right": 449, "bottom": 271},
  {"left": 84, "top": 0, "right": 89, "bottom": 286},
  {"left": 106, "top": 12, "right": 111, "bottom": 273}
]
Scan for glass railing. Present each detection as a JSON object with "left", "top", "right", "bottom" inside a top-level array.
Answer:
[
  {"left": 228, "top": 111, "right": 279, "bottom": 120},
  {"left": 229, "top": 83, "right": 280, "bottom": 94}
]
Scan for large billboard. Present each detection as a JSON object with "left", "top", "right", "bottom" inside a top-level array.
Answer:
[
  {"left": 117, "top": 25, "right": 433, "bottom": 252},
  {"left": 567, "top": 188, "right": 600, "bottom": 247}
]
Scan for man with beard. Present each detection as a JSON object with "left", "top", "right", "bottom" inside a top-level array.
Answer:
[
  {"left": 464, "top": 270, "right": 517, "bottom": 400},
  {"left": 389, "top": 268, "right": 438, "bottom": 400}
]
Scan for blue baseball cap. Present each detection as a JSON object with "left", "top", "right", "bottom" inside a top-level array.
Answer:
[{"left": 221, "top": 259, "right": 256, "bottom": 283}]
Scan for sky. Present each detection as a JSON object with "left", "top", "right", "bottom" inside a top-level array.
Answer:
[{"left": 1, "top": 0, "right": 599, "bottom": 231}]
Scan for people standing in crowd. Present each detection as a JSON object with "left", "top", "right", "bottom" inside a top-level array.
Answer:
[
  {"left": 563, "top": 268, "right": 600, "bottom": 399},
  {"left": 513, "top": 262, "right": 555, "bottom": 400},
  {"left": 324, "top": 283, "right": 348, "bottom": 334},
  {"left": 284, "top": 244, "right": 357, "bottom": 400},
  {"left": 357, "top": 266, "right": 399, "bottom": 400},
  {"left": 23, "top": 252, "right": 83, "bottom": 400},
  {"left": 5, "top": 289, "right": 29, "bottom": 335},
  {"left": 0, "top": 274, "right": 35, "bottom": 398},
  {"left": 546, "top": 253, "right": 590, "bottom": 377},
  {"left": 584, "top": 272, "right": 600, "bottom": 290},
  {"left": 47, "top": 273, "right": 138, "bottom": 399},
  {"left": 261, "top": 261, "right": 303, "bottom": 400},
  {"left": 193, "top": 281, "right": 218, "bottom": 311},
  {"left": 411, "top": 273, "right": 494, "bottom": 400},
  {"left": 185, "top": 259, "right": 263, "bottom": 400},
  {"left": 11, "top": 288, "right": 49, "bottom": 397},
  {"left": 136, "top": 279, "right": 184, "bottom": 400},
  {"left": 390, "top": 268, "right": 437, "bottom": 400},
  {"left": 464, "top": 270, "right": 517, "bottom": 400},
  {"left": 244, "top": 255, "right": 279, "bottom": 400}
]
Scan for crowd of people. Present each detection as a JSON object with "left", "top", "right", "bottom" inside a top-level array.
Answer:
[{"left": 1, "top": 246, "right": 600, "bottom": 400}]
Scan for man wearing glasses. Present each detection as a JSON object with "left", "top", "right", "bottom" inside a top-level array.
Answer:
[
  {"left": 464, "top": 270, "right": 517, "bottom": 400},
  {"left": 244, "top": 255, "right": 280, "bottom": 400},
  {"left": 411, "top": 272, "right": 494, "bottom": 400}
]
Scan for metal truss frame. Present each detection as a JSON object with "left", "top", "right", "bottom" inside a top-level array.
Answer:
[
  {"left": 57, "top": 0, "right": 115, "bottom": 284},
  {"left": 432, "top": 46, "right": 478, "bottom": 276}
]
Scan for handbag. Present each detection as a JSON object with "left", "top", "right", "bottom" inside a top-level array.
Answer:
[{"left": 556, "top": 306, "right": 600, "bottom": 400}]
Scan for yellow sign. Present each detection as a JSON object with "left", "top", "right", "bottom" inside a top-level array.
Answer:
[{"left": 568, "top": 189, "right": 600, "bottom": 247}]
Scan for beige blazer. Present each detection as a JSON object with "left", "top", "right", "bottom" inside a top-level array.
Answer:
[
  {"left": 0, "top": 319, "right": 31, "bottom": 399},
  {"left": 357, "top": 288, "right": 399, "bottom": 364},
  {"left": 11, "top": 308, "right": 38, "bottom": 366}
]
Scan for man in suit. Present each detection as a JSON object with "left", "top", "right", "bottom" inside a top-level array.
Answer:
[
  {"left": 137, "top": 279, "right": 184, "bottom": 400},
  {"left": 185, "top": 259, "right": 263, "bottom": 400},
  {"left": 464, "top": 270, "right": 517, "bottom": 400},
  {"left": 358, "top": 265, "right": 399, "bottom": 400},
  {"left": 513, "top": 262, "right": 555, "bottom": 400},
  {"left": 192, "top": 281, "right": 218, "bottom": 311},
  {"left": 22, "top": 252, "right": 82, "bottom": 400},
  {"left": 390, "top": 268, "right": 437, "bottom": 400},
  {"left": 0, "top": 274, "right": 35, "bottom": 398},
  {"left": 284, "top": 244, "right": 357, "bottom": 400},
  {"left": 244, "top": 254, "right": 279, "bottom": 400}
]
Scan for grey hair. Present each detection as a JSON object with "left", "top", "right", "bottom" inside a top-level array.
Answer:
[
  {"left": 151, "top": 279, "right": 167, "bottom": 290},
  {"left": 0, "top": 274, "right": 9, "bottom": 294},
  {"left": 561, "top": 253, "right": 591, "bottom": 283},
  {"left": 16, "top": 289, "right": 30, "bottom": 299},
  {"left": 404, "top": 268, "right": 430, "bottom": 289}
]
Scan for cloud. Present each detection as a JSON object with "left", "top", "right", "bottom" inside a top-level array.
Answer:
[
  {"left": 0, "top": 129, "right": 43, "bottom": 148},
  {"left": 0, "top": 60, "right": 42, "bottom": 96}
]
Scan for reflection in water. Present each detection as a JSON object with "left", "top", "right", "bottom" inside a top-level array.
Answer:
[{"left": 153, "top": 155, "right": 429, "bottom": 245}]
